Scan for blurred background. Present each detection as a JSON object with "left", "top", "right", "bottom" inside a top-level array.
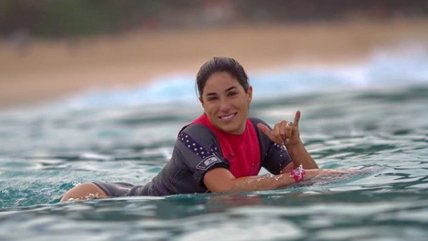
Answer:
[
  {"left": 1, "top": 3, "right": 428, "bottom": 240},
  {"left": 1, "top": 0, "right": 428, "bottom": 108}
]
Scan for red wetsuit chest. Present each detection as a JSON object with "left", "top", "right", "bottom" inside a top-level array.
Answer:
[{"left": 193, "top": 114, "right": 261, "bottom": 177}]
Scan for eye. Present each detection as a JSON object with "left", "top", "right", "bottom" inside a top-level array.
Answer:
[
  {"left": 227, "top": 91, "right": 238, "bottom": 97},
  {"left": 206, "top": 96, "right": 218, "bottom": 101}
]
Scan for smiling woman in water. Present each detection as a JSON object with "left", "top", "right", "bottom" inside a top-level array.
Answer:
[{"left": 61, "top": 57, "right": 344, "bottom": 202}]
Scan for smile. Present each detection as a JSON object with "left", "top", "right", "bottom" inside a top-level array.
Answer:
[{"left": 219, "top": 113, "right": 237, "bottom": 121}]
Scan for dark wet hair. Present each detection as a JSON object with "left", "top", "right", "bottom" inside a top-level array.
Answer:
[{"left": 196, "top": 57, "right": 249, "bottom": 97}]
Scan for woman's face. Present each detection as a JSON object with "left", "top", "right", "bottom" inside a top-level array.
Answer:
[{"left": 200, "top": 72, "right": 252, "bottom": 134}]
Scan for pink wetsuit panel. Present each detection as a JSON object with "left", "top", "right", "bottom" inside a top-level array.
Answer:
[{"left": 193, "top": 114, "right": 261, "bottom": 177}]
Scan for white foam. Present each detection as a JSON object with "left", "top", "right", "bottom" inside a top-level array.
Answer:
[{"left": 61, "top": 44, "right": 428, "bottom": 109}]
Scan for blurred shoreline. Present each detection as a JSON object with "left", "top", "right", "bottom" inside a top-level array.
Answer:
[{"left": 1, "top": 18, "right": 428, "bottom": 109}]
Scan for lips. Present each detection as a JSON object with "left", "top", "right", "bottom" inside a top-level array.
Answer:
[{"left": 219, "top": 112, "right": 237, "bottom": 121}]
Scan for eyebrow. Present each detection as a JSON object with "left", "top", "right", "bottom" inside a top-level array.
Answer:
[{"left": 206, "top": 86, "right": 238, "bottom": 97}]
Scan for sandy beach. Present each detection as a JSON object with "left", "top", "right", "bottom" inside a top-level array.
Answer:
[{"left": 1, "top": 18, "right": 428, "bottom": 109}]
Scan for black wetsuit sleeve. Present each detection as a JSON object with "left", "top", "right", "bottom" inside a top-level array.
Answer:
[
  {"left": 176, "top": 123, "right": 230, "bottom": 186},
  {"left": 251, "top": 118, "right": 293, "bottom": 175}
]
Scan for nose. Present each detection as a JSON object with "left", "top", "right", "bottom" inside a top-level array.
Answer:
[{"left": 219, "top": 97, "right": 232, "bottom": 113}]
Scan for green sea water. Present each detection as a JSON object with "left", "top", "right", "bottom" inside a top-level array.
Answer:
[{"left": 0, "top": 54, "right": 427, "bottom": 240}]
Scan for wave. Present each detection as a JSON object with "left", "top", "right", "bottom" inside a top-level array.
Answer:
[{"left": 64, "top": 44, "right": 428, "bottom": 109}]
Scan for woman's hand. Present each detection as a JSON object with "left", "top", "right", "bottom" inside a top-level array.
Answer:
[
  {"left": 256, "top": 110, "right": 302, "bottom": 146},
  {"left": 256, "top": 110, "right": 319, "bottom": 169}
]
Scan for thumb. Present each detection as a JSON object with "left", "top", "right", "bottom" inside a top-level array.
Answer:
[
  {"left": 257, "top": 123, "right": 280, "bottom": 143},
  {"left": 256, "top": 123, "right": 270, "bottom": 134}
]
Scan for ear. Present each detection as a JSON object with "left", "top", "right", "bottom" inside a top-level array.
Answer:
[
  {"left": 199, "top": 96, "right": 205, "bottom": 109},
  {"left": 246, "top": 85, "right": 253, "bottom": 102}
]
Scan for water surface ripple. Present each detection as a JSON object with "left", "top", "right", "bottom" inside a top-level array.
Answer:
[{"left": 0, "top": 85, "right": 427, "bottom": 240}]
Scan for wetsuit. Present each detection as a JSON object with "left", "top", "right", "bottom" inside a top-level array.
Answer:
[{"left": 94, "top": 115, "right": 292, "bottom": 197}]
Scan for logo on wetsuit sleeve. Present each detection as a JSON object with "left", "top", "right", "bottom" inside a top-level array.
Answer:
[{"left": 196, "top": 155, "right": 222, "bottom": 171}]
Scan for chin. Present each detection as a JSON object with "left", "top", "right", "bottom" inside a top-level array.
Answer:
[{"left": 221, "top": 123, "right": 244, "bottom": 134}]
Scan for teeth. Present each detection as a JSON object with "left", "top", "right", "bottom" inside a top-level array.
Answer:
[{"left": 220, "top": 113, "right": 235, "bottom": 120}]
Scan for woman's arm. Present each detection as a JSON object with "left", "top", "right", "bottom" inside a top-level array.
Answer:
[
  {"left": 285, "top": 141, "right": 318, "bottom": 169},
  {"left": 203, "top": 167, "right": 338, "bottom": 193}
]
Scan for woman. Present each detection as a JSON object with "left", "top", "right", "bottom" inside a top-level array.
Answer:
[{"left": 61, "top": 57, "right": 342, "bottom": 202}]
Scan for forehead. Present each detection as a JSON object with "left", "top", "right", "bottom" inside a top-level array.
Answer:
[{"left": 203, "top": 72, "right": 240, "bottom": 92}]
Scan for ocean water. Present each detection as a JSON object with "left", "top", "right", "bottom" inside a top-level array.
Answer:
[{"left": 0, "top": 46, "right": 428, "bottom": 241}]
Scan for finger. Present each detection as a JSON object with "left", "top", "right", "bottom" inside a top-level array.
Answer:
[
  {"left": 279, "top": 121, "right": 287, "bottom": 139},
  {"left": 285, "top": 125, "right": 292, "bottom": 140},
  {"left": 274, "top": 123, "right": 282, "bottom": 141},
  {"left": 293, "top": 110, "right": 301, "bottom": 127}
]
